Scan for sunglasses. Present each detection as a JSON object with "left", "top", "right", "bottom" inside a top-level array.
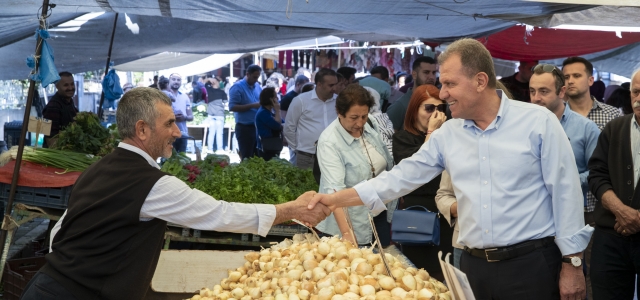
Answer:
[
  {"left": 423, "top": 103, "right": 446, "bottom": 113},
  {"left": 532, "top": 64, "right": 565, "bottom": 86}
]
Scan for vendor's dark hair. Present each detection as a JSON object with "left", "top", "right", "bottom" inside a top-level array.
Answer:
[
  {"left": 246, "top": 64, "right": 262, "bottom": 75},
  {"left": 413, "top": 56, "right": 436, "bottom": 71},
  {"left": 335, "top": 84, "right": 375, "bottom": 116},
  {"left": 117, "top": 87, "right": 172, "bottom": 139},
  {"left": 158, "top": 76, "right": 170, "bottom": 90},
  {"left": 371, "top": 66, "right": 389, "bottom": 80},
  {"left": 59, "top": 71, "right": 73, "bottom": 78},
  {"left": 336, "top": 67, "right": 356, "bottom": 81},
  {"left": 259, "top": 87, "right": 277, "bottom": 107},
  {"left": 562, "top": 57, "right": 594, "bottom": 76},
  {"left": 315, "top": 68, "right": 337, "bottom": 84}
]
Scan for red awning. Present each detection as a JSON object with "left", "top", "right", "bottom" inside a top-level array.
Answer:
[{"left": 482, "top": 25, "right": 640, "bottom": 61}]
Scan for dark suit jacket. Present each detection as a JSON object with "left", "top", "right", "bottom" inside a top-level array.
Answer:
[{"left": 588, "top": 114, "right": 638, "bottom": 233}]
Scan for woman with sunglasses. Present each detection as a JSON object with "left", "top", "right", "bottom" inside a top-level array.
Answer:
[
  {"left": 391, "top": 83, "right": 451, "bottom": 281},
  {"left": 315, "top": 84, "right": 398, "bottom": 247}
]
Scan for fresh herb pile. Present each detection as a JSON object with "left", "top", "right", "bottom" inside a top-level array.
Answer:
[
  {"left": 161, "top": 154, "right": 318, "bottom": 204},
  {"left": 52, "top": 112, "right": 117, "bottom": 156}
]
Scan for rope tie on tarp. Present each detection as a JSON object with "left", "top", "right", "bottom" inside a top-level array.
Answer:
[{"left": 26, "top": 15, "right": 60, "bottom": 88}]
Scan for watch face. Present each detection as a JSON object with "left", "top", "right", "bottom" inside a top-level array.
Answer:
[{"left": 571, "top": 257, "right": 582, "bottom": 267}]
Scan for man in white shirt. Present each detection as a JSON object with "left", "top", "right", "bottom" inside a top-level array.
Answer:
[
  {"left": 43, "top": 88, "right": 330, "bottom": 299},
  {"left": 166, "top": 73, "right": 193, "bottom": 153},
  {"left": 284, "top": 68, "right": 339, "bottom": 169}
]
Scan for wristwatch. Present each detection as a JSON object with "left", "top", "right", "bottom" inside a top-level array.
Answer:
[{"left": 562, "top": 256, "right": 582, "bottom": 267}]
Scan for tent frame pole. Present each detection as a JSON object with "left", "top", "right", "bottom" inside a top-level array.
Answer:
[
  {"left": 97, "top": 13, "right": 119, "bottom": 119},
  {"left": 0, "top": 0, "right": 51, "bottom": 273}
]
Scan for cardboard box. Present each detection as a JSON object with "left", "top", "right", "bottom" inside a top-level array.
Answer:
[{"left": 147, "top": 250, "right": 251, "bottom": 300}]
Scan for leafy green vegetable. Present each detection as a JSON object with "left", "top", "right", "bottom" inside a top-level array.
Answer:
[
  {"left": 15, "top": 146, "right": 100, "bottom": 172},
  {"left": 52, "top": 112, "right": 115, "bottom": 156},
  {"left": 189, "top": 157, "right": 318, "bottom": 204}
]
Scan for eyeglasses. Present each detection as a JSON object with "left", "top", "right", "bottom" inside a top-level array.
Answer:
[
  {"left": 532, "top": 64, "right": 565, "bottom": 86},
  {"left": 423, "top": 104, "right": 446, "bottom": 113}
]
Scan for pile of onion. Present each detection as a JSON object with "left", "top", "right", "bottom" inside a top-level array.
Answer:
[{"left": 190, "top": 234, "right": 451, "bottom": 300}]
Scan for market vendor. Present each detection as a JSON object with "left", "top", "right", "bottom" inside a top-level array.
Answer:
[
  {"left": 308, "top": 38, "right": 592, "bottom": 300},
  {"left": 21, "top": 87, "right": 331, "bottom": 300},
  {"left": 42, "top": 71, "right": 78, "bottom": 148}
]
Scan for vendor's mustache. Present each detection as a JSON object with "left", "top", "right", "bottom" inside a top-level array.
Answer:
[{"left": 634, "top": 101, "right": 640, "bottom": 108}]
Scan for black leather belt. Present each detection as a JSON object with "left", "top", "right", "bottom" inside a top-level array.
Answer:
[
  {"left": 296, "top": 150, "right": 314, "bottom": 157},
  {"left": 464, "top": 237, "right": 555, "bottom": 262}
]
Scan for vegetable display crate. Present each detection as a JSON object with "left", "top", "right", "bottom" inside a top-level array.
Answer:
[
  {"left": 4, "top": 121, "right": 31, "bottom": 148},
  {"left": 3, "top": 256, "right": 46, "bottom": 300},
  {"left": 0, "top": 183, "right": 72, "bottom": 209},
  {"left": 267, "top": 224, "right": 308, "bottom": 237}
]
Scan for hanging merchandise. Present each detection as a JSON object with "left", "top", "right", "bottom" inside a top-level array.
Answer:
[
  {"left": 285, "top": 50, "right": 293, "bottom": 71},
  {"left": 292, "top": 50, "right": 299, "bottom": 70},
  {"left": 102, "top": 68, "right": 123, "bottom": 103},
  {"left": 26, "top": 29, "right": 60, "bottom": 88}
]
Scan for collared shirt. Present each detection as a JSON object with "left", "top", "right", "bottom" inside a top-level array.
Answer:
[
  {"left": 315, "top": 118, "right": 397, "bottom": 244},
  {"left": 354, "top": 91, "right": 593, "bottom": 256},
  {"left": 172, "top": 91, "right": 191, "bottom": 134},
  {"left": 560, "top": 103, "right": 601, "bottom": 209},
  {"left": 283, "top": 89, "right": 337, "bottom": 154},
  {"left": 569, "top": 97, "right": 621, "bottom": 212},
  {"left": 51, "top": 143, "right": 277, "bottom": 250},
  {"left": 386, "top": 87, "right": 413, "bottom": 131},
  {"left": 631, "top": 116, "right": 640, "bottom": 187},
  {"left": 229, "top": 78, "right": 262, "bottom": 125},
  {"left": 359, "top": 76, "right": 391, "bottom": 104}
]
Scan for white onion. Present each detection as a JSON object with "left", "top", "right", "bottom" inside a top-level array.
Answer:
[{"left": 359, "top": 285, "right": 376, "bottom": 296}]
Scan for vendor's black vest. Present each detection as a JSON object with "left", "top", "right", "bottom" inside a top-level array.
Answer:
[{"left": 41, "top": 147, "right": 167, "bottom": 300}]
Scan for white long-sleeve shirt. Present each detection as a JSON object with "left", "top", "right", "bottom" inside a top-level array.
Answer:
[
  {"left": 283, "top": 89, "right": 337, "bottom": 154},
  {"left": 51, "top": 143, "right": 276, "bottom": 251}
]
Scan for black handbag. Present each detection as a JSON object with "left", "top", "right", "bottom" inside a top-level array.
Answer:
[
  {"left": 260, "top": 133, "right": 283, "bottom": 152},
  {"left": 391, "top": 205, "right": 440, "bottom": 246}
]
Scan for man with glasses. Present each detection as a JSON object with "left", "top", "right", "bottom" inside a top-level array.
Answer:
[
  {"left": 530, "top": 63, "right": 600, "bottom": 230},
  {"left": 307, "top": 39, "right": 591, "bottom": 299}
]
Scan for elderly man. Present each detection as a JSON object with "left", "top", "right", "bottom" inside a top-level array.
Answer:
[
  {"left": 42, "top": 71, "right": 78, "bottom": 148},
  {"left": 21, "top": 88, "right": 330, "bottom": 300},
  {"left": 588, "top": 69, "right": 640, "bottom": 299},
  {"left": 309, "top": 38, "right": 591, "bottom": 300}
]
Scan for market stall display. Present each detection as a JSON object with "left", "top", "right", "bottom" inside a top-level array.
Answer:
[
  {"left": 188, "top": 234, "right": 450, "bottom": 300},
  {"left": 162, "top": 154, "right": 318, "bottom": 204},
  {"left": 51, "top": 112, "right": 118, "bottom": 156}
]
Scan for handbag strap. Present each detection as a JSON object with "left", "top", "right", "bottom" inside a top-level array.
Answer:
[{"left": 404, "top": 205, "right": 440, "bottom": 216}]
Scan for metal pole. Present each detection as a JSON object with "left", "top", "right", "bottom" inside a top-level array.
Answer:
[
  {"left": 97, "top": 13, "right": 119, "bottom": 119},
  {"left": 0, "top": 0, "right": 51, "bottom": 264}
]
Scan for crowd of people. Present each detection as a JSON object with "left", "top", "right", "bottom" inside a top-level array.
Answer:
[{"left": 34, "top": 37, "right": 640, "bottom": 299}]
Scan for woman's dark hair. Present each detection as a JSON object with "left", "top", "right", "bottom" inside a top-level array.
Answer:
[
  {"left": 259, "top": 87, "right": 277, "bottom": 107},
  {"left": 335, "top": 84, "right": 375, "bottom": 116},
  {"left": 607, "top": 88, "right": 632, "bottom": 115},
  {"left": 158, "top": 76, "right": 170, "bottom": 90}
]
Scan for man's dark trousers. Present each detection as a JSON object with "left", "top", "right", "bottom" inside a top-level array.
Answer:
[
  {"left": 235, "top": 123, "right": 256, "bottom": 160},
  {"left": 591, "top": 226, "right": 640, "bottom": 299}
]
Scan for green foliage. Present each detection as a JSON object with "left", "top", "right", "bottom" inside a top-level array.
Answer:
[
  {"left": 189, "top": 157, "right": 318, "bottom": 204},
  {"left": 189, "top": 104, "right": 208, "bottom": 125},
  {"left": 52, "top": 112, "right": 115, "bottom": 156}
]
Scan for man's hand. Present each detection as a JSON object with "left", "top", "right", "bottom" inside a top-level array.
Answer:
[
  {"left": 308, "top": 193, "right": 337, "bottom": 211},
  {"left": 559, "top": 260, "right": 586, "bottom": 300},
  {"left": 450, "top": 202, "right": 458, "bottom": 218},
  {"left": 274, "top": 192, "right": 331, "bottom": 227},
  {"left": 613, "top": 206, "right": 640, "bottom": 235}
]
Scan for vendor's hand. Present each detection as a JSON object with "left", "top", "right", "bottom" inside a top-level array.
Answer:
[
  {"left": 427, "top": 110, "right": 447, "bottom": 132},
  {"left": 289, "top": 191, "right": 331, "bottom": 227},
  {"left": 559, "top": 260, "right": 586, "bottom": 300},
  {"left": 308, "top": 193, "right": 337, "bottom": 211},
  {"left": 613, "top": 206, "right": 640, "bottom": 235}
]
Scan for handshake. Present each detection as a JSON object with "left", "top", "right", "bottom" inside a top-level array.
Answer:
[{"left": 275, "top": 191, "right": 339, "bottom": 227}]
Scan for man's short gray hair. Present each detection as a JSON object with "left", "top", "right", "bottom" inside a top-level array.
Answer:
[
  {"left": 295, "top": 75, "right": 310, "bottom": 86},
  {"left": 117, "top": 87, "right": 172, "bottom": 139},
  {"left": 438, "top": 38, "right": 497, "bottom": 89},
  {"left": 632, "top": 68, "right": 640, "bottom": 82}
]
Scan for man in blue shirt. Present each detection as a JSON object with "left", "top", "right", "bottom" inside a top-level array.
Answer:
[
  {"left": 530, "top": 64, "right": 600, "bottom": 208},
  {"left": 229, "top": 65, "right": 262, "bottom": 160},
  {"left": 308, "top": 39, "right": 591, "bottom": 299}
]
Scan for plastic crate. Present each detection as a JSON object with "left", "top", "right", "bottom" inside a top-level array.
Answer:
[
  {"left": 3, "top": 256, "right": 46, "bottom": 300},
  {"left": 4, "top": 121, "right": 31, "bottom": 148},
  {"left": 0, "top": 183, "right": 72, "bottom": 209},
  {"left": 267, "top": 224, "right": 308, "bottom": 237}
]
